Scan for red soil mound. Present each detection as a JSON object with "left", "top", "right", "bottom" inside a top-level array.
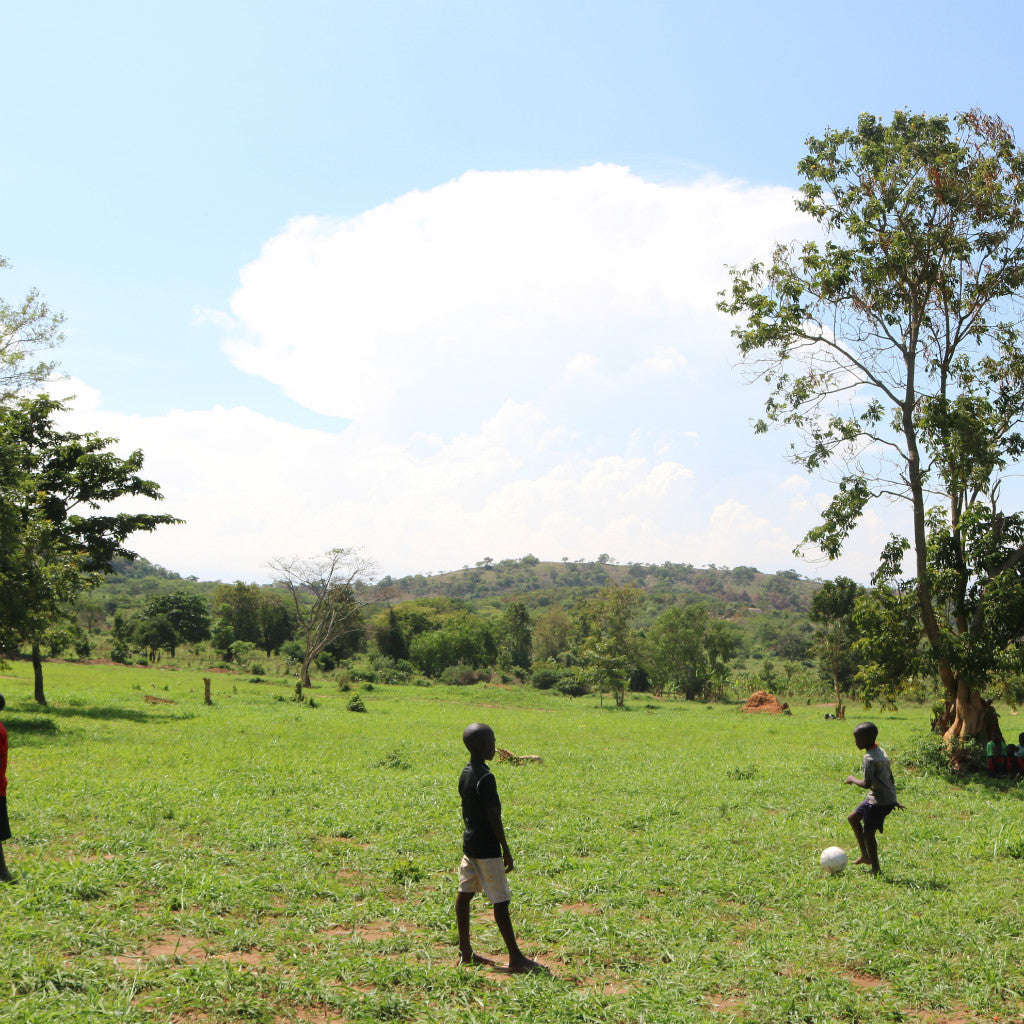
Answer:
[{"left": 743, "top": 690, "right": 790, "bottom": 714}]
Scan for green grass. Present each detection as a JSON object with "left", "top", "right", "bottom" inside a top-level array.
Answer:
[{"left": 1, "top": 662, "right": 1022, "bottom": 1023}]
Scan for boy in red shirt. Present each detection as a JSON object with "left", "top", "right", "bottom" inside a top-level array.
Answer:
[{"left": 0, "top": 693, "right": 13, "bottom": 883}]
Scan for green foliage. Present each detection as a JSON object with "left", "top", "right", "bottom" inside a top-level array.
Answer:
[
  {"left": 0, "top": 395, "right": 178, "bottom": 702},
  {"left": 374, "top": 607, "right": 409, "bottom": 661},
  {"left": 407, "top": 612, "right": 496, "bottom": 677},
  {"left": 496, "top": 600, "right": 532, "bottom": 671},
  {"left": 572, "top": 584, "right": 644, "bottom": 706},
  {"left": 130, "top": 590, "right": 211, "bottom": 659},
  {"left": 0, "top": 254, "right": 64, "bottom": 399},
  {"left": 721, "top": 109, "right": 1024, "bottom": 738},
  {"left": 647, "top": 602, "right": 738, "bottom": 699}
]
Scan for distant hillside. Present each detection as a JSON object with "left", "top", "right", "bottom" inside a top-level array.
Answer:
[
  {"left": 82, "top": 554, "right": 820, "bottom": 666},
  {"left": 373, "top": 556, "right": 818, "bottom": 622},
  {"left": 95, "top": 554, "right": 819, "bottom": 622}
]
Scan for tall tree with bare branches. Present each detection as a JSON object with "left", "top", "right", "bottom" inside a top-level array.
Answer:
[{"left": 266, "top": 548, "right": 377, "bottom": 699}]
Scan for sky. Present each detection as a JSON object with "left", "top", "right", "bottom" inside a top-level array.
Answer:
[{"left": 3, "top": 1, "right": 1023, "bottom": 584}]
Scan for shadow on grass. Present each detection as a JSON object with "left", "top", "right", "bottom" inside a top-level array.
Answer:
[
  {"left": 881, "top": 875, "right": 949, "bottom": 891},
  {"left": 5, "top": 703, "right": 196, "bottom": 735}
]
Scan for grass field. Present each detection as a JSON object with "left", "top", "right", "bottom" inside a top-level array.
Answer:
[{"left": 1, "top": 663, "right": 1022, "bottom": 1024}]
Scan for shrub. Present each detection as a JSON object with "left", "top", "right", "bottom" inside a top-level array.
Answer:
[
  {"left": 556, "top": 675, "right": 589, "bottom": 697},
  {"left": 532, "top": 666, "right": 560, "bottom": 690},
  {"left": 347, "top": 694, "right": 367, "bottom": 713},
  {"left": 440, "top": 664, "right": 484, "bottom": 686},
  {"left": 902, "top": 733, "right": 987, "bottom": 776}
]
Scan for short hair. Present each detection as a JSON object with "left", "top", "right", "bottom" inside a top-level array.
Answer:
[
  {"left": 462, "top": 722, "right": 493, "bottom": 752},
  {"left": 854, "top": 721, "right": 878, "bottom": 743}
]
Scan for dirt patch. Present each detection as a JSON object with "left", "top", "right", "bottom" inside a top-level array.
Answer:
[
  {"left": 335, "top": 868, "right": 366, "bottom": 881},
  {"left": 212, "top": 948, "right": 267, "bottom": 967},
  {"left": 559, "top": 901, "right": 600, "bottom": 915},
  {"left": 144, "top": 695, "right": 176, "bottom": 705},
  {"left": 275, "top": 1010, "right": 348, "bottom": 1024},
  {"left": 844, "top": 970, "right": 886, "bottom": 989},
  {"left": 115, "top": 933, "right": 208, "bottom": 965},
  {"left": 709, "top": 994, "right": 746, "bottom": 1012},
  {"left": 320, "top": 836, "right": 371, "bottom": 849},
  {"left": 743, "top": 690, "right": 790, "bottom": 714},
  {"left": 320, "top": 920, "right": 417, "bottom": 943},
  {"left": 902, "top": 1011, "right": 976, "bottom": 1024}
]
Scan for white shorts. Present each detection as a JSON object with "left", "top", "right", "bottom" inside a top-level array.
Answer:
[{"left": 458, "top": 855, "right": 512, "bottom": 904}]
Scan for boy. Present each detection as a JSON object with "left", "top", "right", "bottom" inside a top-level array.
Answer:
[
  {"left": 455, "top": 722, "right": 539, "bottom": 973},
  {"left": 0, "top": 694, "right": 12, "bottom": 883},
  {"left": 845, "top": 721, "right": 901, "bottom": 874}
]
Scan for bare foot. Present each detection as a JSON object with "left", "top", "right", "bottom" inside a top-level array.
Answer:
[
  {"left": 852, "top": 857, "right": 871, "bottom": 865},
  {"left": 507, "top": 955, "right": 544, "bottom": 974},
  {"left": 458, "top": 952, "right": 495, "bottom": 967}
]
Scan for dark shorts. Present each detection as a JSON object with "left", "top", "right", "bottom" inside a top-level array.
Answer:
[
  {"left": 854, "top": 798, "right": 895, "bottom": 833},
  {"left": 0, "top": 796, "right": 10, "bottom": 842}
]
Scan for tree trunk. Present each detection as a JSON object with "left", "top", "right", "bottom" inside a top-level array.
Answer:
[
  {"left": 833, "top": 684, "right": 845, "bottom": 720},
  {"left": 296, "top": 659, "right": 311, "bottom": 700},
  {"left": 940, "top": 676, "right": 999, "bottom": 743},
  {"left": 32, "top": 642, "right": 46, "bottom": 705}
]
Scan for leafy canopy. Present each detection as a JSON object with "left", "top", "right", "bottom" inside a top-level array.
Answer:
[{"left": 719, "top": 110, "right": 1024, "bottom": 733}]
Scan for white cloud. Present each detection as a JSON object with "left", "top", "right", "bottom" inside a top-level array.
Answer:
[
  {"left": 56, "top": 165, "right": 875, "bottom": 583},
  {"left": 216, "top": 164, "right": 807, "bottom": 429}
]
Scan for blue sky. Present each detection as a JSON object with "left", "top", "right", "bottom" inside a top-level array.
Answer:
[{"left": 3, "top": 1, "right": 1023, "bottom": 582}]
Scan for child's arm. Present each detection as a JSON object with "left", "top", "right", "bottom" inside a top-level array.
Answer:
[
  {"left": 844, "top": 774, "right": 868, "bottom": 788},
  {"left": 486, "top": 806, "right": 515, "bottom": 873}
]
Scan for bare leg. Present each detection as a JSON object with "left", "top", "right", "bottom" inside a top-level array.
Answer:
[
  {"left": 863, "top": 830, "right": 881, "bottom": 874},
  {"left": 456, "top": 891, "right": 476, "bottom": 964},
  {"left": 493, "top": 901, "right": 540, "bottom": 973},
  {"left": 0, "top": 843, "right": 12, "bottom": 882},
  {"left": 848, "top": 811, "right": 870, "bottom": 865}
]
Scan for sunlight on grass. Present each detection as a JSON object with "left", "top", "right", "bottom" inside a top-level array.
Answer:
[{"left": 1, "top": 661, "right": 1022, "bottom": 1022}]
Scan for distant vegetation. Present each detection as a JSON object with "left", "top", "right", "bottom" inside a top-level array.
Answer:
[{"left": 2, "top": 552, "right": 933, "bottom": 715}]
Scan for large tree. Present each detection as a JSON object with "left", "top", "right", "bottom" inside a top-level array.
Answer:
[
  {"left": 266, "top": 548, "right": 377, "bottom": 698},
  {"left": 572, "top": 584, "right": 644, "bottom": 707},
  {"left": 719, "top": 110, "right": 1024, "bottom": 741},
  {"left": 132, "top": 590, "right": 211, "bottom": 659},
  {"left": 0, "top": 395, "right": 179, "bottom": 701},
  {"left": 647, "top": 602, "right": 738, "bottom": 700},
  {"left": 808, "top": 577, "right": 863, "bottom": 719}
]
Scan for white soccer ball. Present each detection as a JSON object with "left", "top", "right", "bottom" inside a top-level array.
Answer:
[{"left": 820, "top": 846, "right": 848, "bottom": 873}]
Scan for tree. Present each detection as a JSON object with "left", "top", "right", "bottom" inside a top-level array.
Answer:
[
  {"left": 374, "top": 608, "right": 409, "bottom": 661},
  {"left": 647, "top": 602, "right": 738, "bottom": 699},
  {"left": 573, "top": 584, "right": 644, "bottom": 706},
  {"left": 0, "top": 394, "right": 179, "bottom": 702},
  {"left": 212, "top": 582, "right": 262, "bottom": 646},
  {"left": 132, "top": 590, "right": 210, "bottom": 659},
  {"left": 210, "top": 582, "right": 295, "bottom": 657},
  {"left": 1, "top": 255, "right": 63, "bottom": 400},
  {"left": 720, "top": 110, "right": 1024, "bottom": 741},
  {"left": 496, "top": 601, "right": 532, "bottom": 672},
  {"left": 407, "top": 612, "right": 496, "bottom": 678},
  {"left": 532, "top": 606, "right": 571, "bottom": 662},
  {"left": 809, "top": 577, "right": 862, "bottom": 718},
  {"left": 266, "top": 548, "right": 377, "bottom": 698}
]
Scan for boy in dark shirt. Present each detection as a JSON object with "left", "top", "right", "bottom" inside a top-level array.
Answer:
[
  {"left": 845, "top": 721, "right": 901, "bottom": 875},
  {"left": 0, "top": 694, "right": 13, "bottom": 883},
  {"left": 455, "top": 722, "right": 538, "bottom": 972}
]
